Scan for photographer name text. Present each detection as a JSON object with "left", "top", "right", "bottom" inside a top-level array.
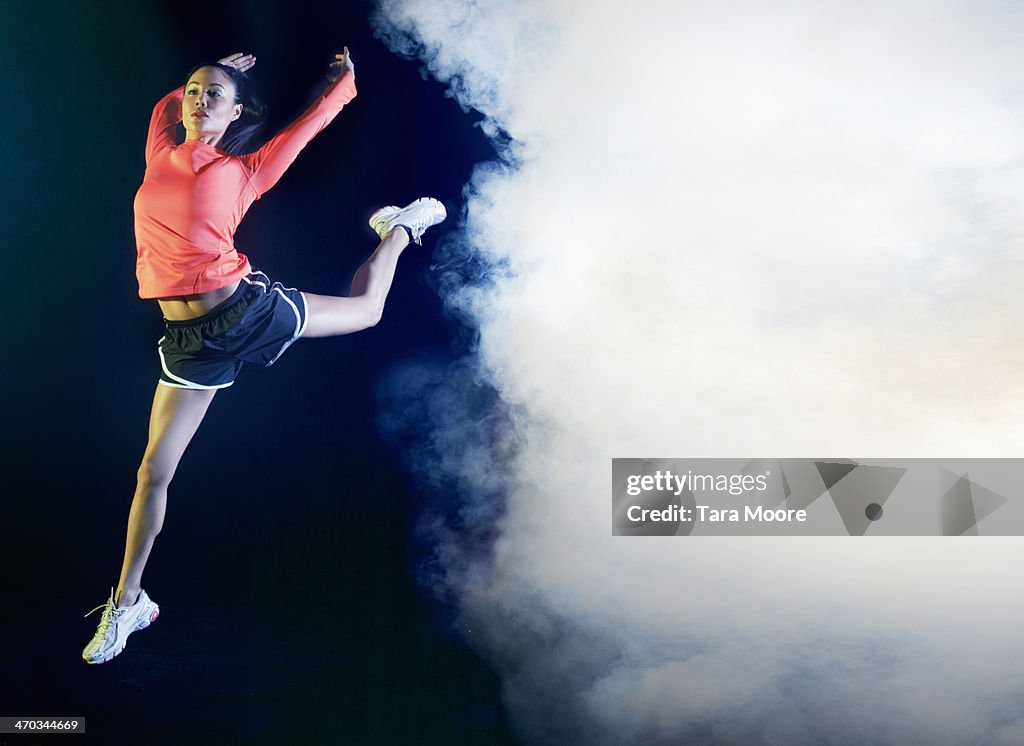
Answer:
[{"left": 627, "top": 504, "right": 807, "bottom": 523}]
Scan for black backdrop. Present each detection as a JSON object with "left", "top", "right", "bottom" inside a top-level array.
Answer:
[{"left": 1, "top": 0, "right": 516, "bottom": 742}]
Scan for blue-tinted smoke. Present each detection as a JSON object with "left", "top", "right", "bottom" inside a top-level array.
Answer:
[
  {"left": 375, "top": 353, "right": 517, "bottom": 606},
  {"left": 372, "top": 1, "right": 1024, "bottom": 744}
]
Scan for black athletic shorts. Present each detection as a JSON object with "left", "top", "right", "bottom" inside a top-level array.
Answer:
[{"left": 157, "top": 270, "right": 308, "bottom": 390}]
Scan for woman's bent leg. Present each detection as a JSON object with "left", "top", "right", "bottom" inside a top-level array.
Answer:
[
  {"left": 115, "top": 382, "right": 218, "bottom": 608},
  {"left": 301, "top": 228, "right": 411, "bottom": 338}
]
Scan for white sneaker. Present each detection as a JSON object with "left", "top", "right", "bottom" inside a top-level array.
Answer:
[
  {"left": 369, "top": 197, "right": 447, "bottom": 245},
  {"left": 82, "top": 587, "right": 160, "bottom": 664}
]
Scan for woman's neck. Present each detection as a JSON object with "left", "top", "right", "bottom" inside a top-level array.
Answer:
[{"left": 184, "top": 132, "right": 224, "bottom": 148}]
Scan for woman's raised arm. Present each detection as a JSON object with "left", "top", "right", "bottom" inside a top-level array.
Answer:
[
  {"left": 241, "top": 49, "right": 358, "bottom": 196},
  {"left": 144, "top": 87, "right": 184, "bottom": 165}
]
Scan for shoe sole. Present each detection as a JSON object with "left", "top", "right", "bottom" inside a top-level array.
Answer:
[{"left": 82, "top": 606, "right": 160, "bottom": 665}]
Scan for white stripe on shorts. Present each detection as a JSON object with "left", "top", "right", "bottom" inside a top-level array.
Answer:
[
  {"left": 266, "top": 287, "right": 305, "bottom": 366},
  {"left": 242, "top": 273, "right": 268, "bottom": 291},
  {"left": 157, "top": 336, "right": 235, "bottom": 390}
]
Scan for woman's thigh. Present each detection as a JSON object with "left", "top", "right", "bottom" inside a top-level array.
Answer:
[
  {"left": 140, "top": 383, "right": 218, "bottom": 483},
  {"left": 300, "top": 291, "right": 378, "bottom": 338}
]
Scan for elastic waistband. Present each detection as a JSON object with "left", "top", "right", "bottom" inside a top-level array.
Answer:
[{"left": 163, "top": 279, "right": 250, "bottom": 328}]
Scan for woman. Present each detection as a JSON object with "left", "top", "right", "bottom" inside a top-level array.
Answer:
[{"left": 82, "top": 49, "right": 446, "bottom": 664}]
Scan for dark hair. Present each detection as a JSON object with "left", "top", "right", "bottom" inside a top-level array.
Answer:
[{"left": 184, "top": 63, "right": 267, "bottom": 154}]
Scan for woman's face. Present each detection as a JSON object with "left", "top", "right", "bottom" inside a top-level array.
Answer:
[{"left": 182, "top": 66, "right": 242, "bottom": 145}]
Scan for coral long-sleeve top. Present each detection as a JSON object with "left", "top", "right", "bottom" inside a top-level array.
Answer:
[{"left": 133, "top": 71, "right": 357, "bottom": 298}]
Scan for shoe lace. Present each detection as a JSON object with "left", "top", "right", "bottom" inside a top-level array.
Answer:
[
  {"left": 83, "top": 588, "right": 123, "bottom": 642},
  {"left": 403, "top": 203, "right": 444, "bottom": 242}
]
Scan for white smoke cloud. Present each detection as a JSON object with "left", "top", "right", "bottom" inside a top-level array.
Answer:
[{"left": 374, "top": 1, "right": 1024, "bottom": 743}]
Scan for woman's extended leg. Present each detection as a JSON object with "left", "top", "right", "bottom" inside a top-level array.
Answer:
[
  {"left": 114, "top": 383, "right": 218, "bottom": 608},
  {"left": 301, "top": 197, "right": 447, "bottom": 337},
  {"left": 302, "top": 227, "right": 410, "bottom": 338}
]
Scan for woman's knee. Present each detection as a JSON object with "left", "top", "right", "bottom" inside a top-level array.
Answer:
[
  {"left": 136, "top": 457, "right": 173, "bottom": 491},
  {"left": 364, "top": 301, "right": 384, "bottom": 328}
]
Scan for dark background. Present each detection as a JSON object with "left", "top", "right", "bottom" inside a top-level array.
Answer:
[{"left": 1, "top": 0, "right": 516, "bottom": 743}]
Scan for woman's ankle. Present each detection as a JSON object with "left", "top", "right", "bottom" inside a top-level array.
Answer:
[{"left": 115, "top": 587, "right": 140, "bottom": 608}]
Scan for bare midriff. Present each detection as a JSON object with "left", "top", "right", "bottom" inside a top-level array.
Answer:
[{"left": 157, "top": 279, "right": 241, "bottom": 321}]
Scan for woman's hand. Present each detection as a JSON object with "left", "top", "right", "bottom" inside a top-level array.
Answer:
[
  {"left": 327, "top": 47, "right": 354, "bottom": 81},
  {"left": 217, "top": 52, "right": 256, "bottom": 72}
]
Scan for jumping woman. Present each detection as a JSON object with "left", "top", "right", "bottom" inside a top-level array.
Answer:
[{"left": 82, "top": 49, "right": 446, "bottom": 663}]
